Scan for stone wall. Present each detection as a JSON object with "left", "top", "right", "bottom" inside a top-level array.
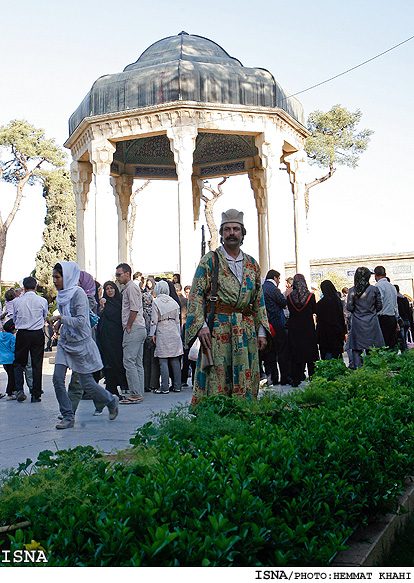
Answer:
[{"left": 285, "top": 252, "right": 414, "bottom": 298}]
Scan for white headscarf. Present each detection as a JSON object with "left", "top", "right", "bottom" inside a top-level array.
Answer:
[
  {"left": 153, "top": 280, "right": 179, "bottom": 317},
  {"left": 56, "top": 261, "right": 81, "bottom": 318}
]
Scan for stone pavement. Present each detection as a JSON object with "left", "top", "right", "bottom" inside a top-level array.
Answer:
[
  {"left": 0, "top": 360, "right": 296, "bottom": 474},
  {"left": 0, "top": 361, "right": 192, "bottom": 473}
]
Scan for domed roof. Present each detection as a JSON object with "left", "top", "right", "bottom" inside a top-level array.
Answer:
[{"left": 68, "top": 32, "right": 304, "bottom": 136}]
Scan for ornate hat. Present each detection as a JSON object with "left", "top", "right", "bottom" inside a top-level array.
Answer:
[{"left": 220, "top": 208, "right": 244, "bottom": 227}]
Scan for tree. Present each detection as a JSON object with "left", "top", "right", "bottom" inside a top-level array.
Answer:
[
  {"left": 35, "top": 169, "right": 76, "bottom": 300},
  {"left": 201, "top": 177, "right": 228, "bottom": 251},
  {"left": 304, "top": 105, "right": 373, "bottom": 216},
  {"left": 0, "top": 119, "right": 66, "bottom": 286}
]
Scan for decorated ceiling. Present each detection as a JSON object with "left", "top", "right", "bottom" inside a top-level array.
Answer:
[{"left": 113, "top": 132, "right": 258, "bottom": 169}]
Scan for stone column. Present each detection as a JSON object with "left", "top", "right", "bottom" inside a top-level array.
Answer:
[
  {"left": 192, "top": 175, "right": 204, "bottom": 257},
  {"left": 248, "top": 167, "right": 269, "bottom": 276},
  {"left": 70, "top": 161, "right": 93, "bottom": 270},
  {"left": 255, "top": 131, "right": 288, "bottom": 283},
  {"left": 89, "top": 139, "right": 117, "bottom": 283},
  {"left": 111, "top": 174, "right": 134, "bottom": 264},
  {"left": 285, "top": 150, "right": 311, "bottom": 285},
  {"left": 167, "top": 126, "right": 198, "bottom": 287},
  {"left": 191, "top": 175, "right": 203, "bottom": 227}
]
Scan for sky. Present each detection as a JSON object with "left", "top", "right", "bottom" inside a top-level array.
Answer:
[{"left": 0, "top": 0, "right": 413, "bottom": 284}]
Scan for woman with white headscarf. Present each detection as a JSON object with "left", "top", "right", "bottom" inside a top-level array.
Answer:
[
  {"left": 50, "top": 261, "right": 119, "bottom": 429},
  {"left": 150, "top": 280, "right": 183, "bottom": 394}
]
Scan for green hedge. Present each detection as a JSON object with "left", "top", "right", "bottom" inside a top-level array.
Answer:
[{"left": 1, "top": 348, "right": 414, "bottom": 566}]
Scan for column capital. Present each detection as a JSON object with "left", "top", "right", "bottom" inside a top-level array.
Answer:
[
  {"left": 89, "top": 139, "right": 116, "bottom": 175},
  {"left": 248, "top": 168, "right": 267, "bottom": 214},
  {"left": 167, "top": 126, "right": 198, "bottom": 176},
  {"left": 284, "top": 150, "right": 308, "bottom": 192},
  {"left": 111, "top": 174, "right": 134, "bottom": 221},
  {"left": 70, "top": 160, "right": 93, "bottom": 211}
]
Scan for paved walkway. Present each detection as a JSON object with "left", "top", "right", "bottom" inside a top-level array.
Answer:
[
  {"left": 0, "top": 361, "right": 193, "bottom": 473},
  {"left": 0, "top": 359, "right": 297, "bottom": 473}
]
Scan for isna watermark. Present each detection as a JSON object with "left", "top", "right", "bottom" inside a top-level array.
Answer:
[{"left": 1, "top": 549, "right": 48, "bottom": 564}]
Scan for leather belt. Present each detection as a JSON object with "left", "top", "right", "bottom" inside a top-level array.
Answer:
[{"left": 207, "top": 301, "right": 254, "bottom": 317}]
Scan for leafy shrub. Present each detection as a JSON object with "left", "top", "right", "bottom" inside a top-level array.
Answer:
[{"left": 2, "top": 351, "right": 414, "bottom": 566}]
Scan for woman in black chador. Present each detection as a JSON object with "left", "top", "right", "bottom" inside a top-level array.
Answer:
[
  {"left": 316, "top": 280, "right": 346, "bottom": 360},
  {"left": 287, "top": 274, "right": 319, "bottom": 387},
  {"left": 96, "top": 281, "right": 128, "bottom": 398}
]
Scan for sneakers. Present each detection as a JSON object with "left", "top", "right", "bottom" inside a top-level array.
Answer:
[
  {"left": 56, "top": 418, "right": 75, "bottom": 430},
  {"left": 108, "top": 399, "right": 119, "bottom": 421},
  {"left": 6, "top": 394, "right": 17, "bottom": 401},
  {"left": 16, "top": 391, "right": 27, "bottom": 402},
  {"left": 31, "top": 396, "right": 42, "bottom": 403},
  {"left": 93, "top": 408, "right": 104, "bottom": 416}
]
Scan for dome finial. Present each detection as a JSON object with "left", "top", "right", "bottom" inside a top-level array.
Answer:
[{"left": 178, "top": 31, "right": 189, "bottom": 35}]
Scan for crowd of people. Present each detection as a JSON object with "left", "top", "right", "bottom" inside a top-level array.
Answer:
[
  {"left": 260, "top": 266, "right": 414, "bottom": 389},
  {"left": 0, "top": 263, "right": 194, "bottom": 429},
  {"left": 1, "top": 207, "right": 413, "bottom": 425}
]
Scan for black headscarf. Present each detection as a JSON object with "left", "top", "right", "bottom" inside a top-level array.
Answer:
[
  {"left": 289, "top": 274, "right": 312, "bottom": 311},
  {"left": 166, "top": 279, "right": 182, "bottom": 320},
  {"left": 354, "top": 267, "right": 372, "bottom": 297},
  {"left": 102, "top": 281, "right": 122, "bottom": 311},
  {"left": 320, "top": 280, "right": 342, "bottom": 305},
  {"left": 145, "top": 277, "right": 156, "bottom": 297}
]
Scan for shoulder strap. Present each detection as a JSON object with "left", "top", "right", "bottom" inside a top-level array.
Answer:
[{"left": 207, "top": 251, "right": 219, "bottom": 334}]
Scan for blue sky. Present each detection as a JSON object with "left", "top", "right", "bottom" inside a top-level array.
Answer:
[{"left": 1, "top": 0, "right": 413, "bottom": 282}]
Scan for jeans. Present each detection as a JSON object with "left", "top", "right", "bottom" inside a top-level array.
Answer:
[
  {"left": 67, "top": 370, "right": 102, "bottom": 413},
  {"left": 159, "top": 356, "right": 181, "bottom": 391},
  {"left": 122, "top": 326, "right": 146, "bottom": 397},
  {"left": 53, "top": 364, "right": 116, "bottom": 420}
]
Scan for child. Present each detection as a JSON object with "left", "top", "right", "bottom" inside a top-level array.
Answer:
[
  {"left": 0, "top": 319, "right": 17, "bottom": 400},
  {"left": 1, "top": 288, "right": 17, "bottom": 324}
]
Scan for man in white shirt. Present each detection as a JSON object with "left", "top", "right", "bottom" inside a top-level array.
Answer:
[
  {"left": 13, "top": 277, "right": 48, "bottom": 402},
  {"left": 374, "top": 265, "right": 399, "bottom": 349},
  {"left": 116, "top": 263, "right": 146, "bottom": 403}
]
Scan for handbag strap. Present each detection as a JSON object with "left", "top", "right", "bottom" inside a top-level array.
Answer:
[{"left": 207, "top": 251, "right": 219, "bottom": 334}]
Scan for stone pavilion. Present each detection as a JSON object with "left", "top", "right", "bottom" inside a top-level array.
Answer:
[{"left": 65, "top": 32, "right": 310, "bottom": 285}]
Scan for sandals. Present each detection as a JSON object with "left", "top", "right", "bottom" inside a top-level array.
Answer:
[{"left": 119, "top": 396, "right": 143, "bottom": 404}]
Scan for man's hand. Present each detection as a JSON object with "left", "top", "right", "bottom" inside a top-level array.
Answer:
[
  {"left": 198, "top": 326, "right": 212, "bottom": 350},
  {"left": 257, "top": 336, "right": 267, "bottom": 351},
  {"left": 126, "top": 326, "right": 131, "bottom": 334}
]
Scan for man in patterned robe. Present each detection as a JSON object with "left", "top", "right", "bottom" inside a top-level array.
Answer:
[{"left": 185, "top": 209, "right": 269, "bottom": 406}]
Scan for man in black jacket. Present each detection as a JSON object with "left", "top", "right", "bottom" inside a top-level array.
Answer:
[{"left": 262, "top": 270, "right": 292, "bottom": 386}]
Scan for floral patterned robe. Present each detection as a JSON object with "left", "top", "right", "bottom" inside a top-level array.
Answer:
[{"left": 185, "top": 247, "right": 269, "bottom": 406}]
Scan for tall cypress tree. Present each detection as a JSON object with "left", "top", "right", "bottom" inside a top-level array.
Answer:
[{"left": 35, "top": 168, "right": 76, "bottom": 299}]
